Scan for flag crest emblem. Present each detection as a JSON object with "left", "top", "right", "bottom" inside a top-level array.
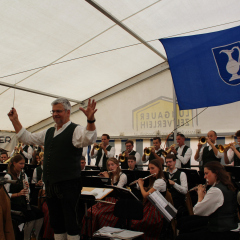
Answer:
[{"left": 212, "top": 41, "right": 240, "bottom": 86}]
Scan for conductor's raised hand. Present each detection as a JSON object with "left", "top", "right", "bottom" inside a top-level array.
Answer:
[
  {"left": 8, "top": 108, "right": 18, "bottom": 122},
  {"left": 79, "top": 98, "right": 97, "bottom": 121}
]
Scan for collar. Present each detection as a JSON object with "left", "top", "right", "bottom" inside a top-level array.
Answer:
[
  {"left": 168, "top": 168, "right": 177, "bottom": 175},
  {"left": 54, "top": 120, "right": 71, "bottom": 131}
]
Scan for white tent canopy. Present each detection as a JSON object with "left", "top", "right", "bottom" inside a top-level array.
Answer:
[{"left": 1, "top": 0, "right": 240, "bottom": 132}]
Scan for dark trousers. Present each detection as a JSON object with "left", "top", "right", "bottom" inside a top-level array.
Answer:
[{"left": 46, "top": 179, "right": 82, "bottom": 235}]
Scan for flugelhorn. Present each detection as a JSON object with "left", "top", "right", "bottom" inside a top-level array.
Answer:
[
  {"left": 119, "top": 152, "right": 126, "bottom": 163},
  {"left": 218, "top": 142, "right": 237, "bottom": 153},
  {"left": 162, "top": 144, "right": 176, "bottom": 158},
  {"left": 94, "top": 142, "right": 103, "bottom": 151},
  {"left": 199, "top": 137, "right": 206, "bottom": 145},
  {"left": 144, "top": 146, "right": 154, "bottom": 156},
  {"left": 129, "top": 173, "right": 156, "bottom": 186}
]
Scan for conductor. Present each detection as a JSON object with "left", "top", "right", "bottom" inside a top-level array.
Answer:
[{"left": 8, "top": 98, "right": 97, "bottom": 240}]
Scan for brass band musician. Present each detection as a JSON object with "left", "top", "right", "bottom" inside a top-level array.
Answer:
[
  {"left": 224, "top": 130, "right": 240, "bottom": 166},
  {"left": 194, "top": 130, "right": 223, "bottom": 169},
  {"left": 91, "top": 134, "right": 115, "bottom": 171}
]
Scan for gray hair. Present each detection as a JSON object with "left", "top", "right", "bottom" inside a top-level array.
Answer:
[{"left": 51, "top": 98, "right": 71, "bottom": 112}]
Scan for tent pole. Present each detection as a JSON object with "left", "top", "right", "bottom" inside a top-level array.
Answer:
[{"left": 173, "top": 83, "right": 177, "bottom": 143}]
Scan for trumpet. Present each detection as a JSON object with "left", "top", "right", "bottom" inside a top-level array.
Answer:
[
  {"left": 162, "top": 144, "right": 176, "bottom": 158},
  {"left": 94, "top": 142, "right": 103, "bottom": 151},
  {"left": 199, "top": 137, "right": 206, "bottom": 145},
  {"left": 129, "top": 173, "right": 156, "bottom": 186},
  {"left": 144, "top": 146, "right": 154, "bottom": 156},
  {"left": 119, "top": 152, "right": 126, "bottom": 163},
  {"left": 188, "top": 180, "right": 208, "bottom": 192},
  {"left": 218, "top": 142, "right": 237, "bottom": 153}
]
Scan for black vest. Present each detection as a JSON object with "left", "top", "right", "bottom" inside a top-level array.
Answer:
[
  {"left": 121, "top": 150, "right": 136, "bottom": 169},
  {"left": 9, "top": 173, "right": 27, "bottom": 209},
  {"left": 208, "top": 183, "right": 238, "bottom": 232},
  {"left": 176, "top": 145, "right": 190, "bottom": 168},
  {"left": 233, "top": 147, "right": 240, "bottom": 166},
  {"left": 166, "top": 170, "right": 185, "bottom": 209},
  {"left": 95, "top": 145, "right": 112, "bottom": 171},
  {"left": 202, "top": 145, "right": 221, "bottom": 167},
  {"left": 149, "top": 149, "right": 164, "bottom": 162},
  {"left": 36, "top": 166, "right": 43, "bottom": 182},
  {"left": 43, "top": 123, "right": 82, "bottom": 184}
]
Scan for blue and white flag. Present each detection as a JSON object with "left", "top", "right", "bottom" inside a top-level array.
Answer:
[{"left": 160, "top": 25, "right": 240, "bottom": 110}]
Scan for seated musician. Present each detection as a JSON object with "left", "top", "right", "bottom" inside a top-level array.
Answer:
[
  {"left": 80, "top": 156, "right": 92, "bottom": 170},
  {"left": 128, "top": 155, "right": 138, "bottom": 170},
  {"left": 224, "top": 130, "right": 240, "bottom": 166},
  {"left": 165, "top": 154, "right": 188, "bottom": 217},
  {"left": 81, "top": 157, "right": 127, "bottom": 236},
  {"left": 177, "top": 161, "right": 239, "bottom": 240},
  {"left": 1, "top": 152, "right": 9, "bottom": 164},
  {"left": 4, "top": 154, "right": 43, "bottom": 240},
  {"left": 130, "top": 159, "right": 166, "bottom": 239}
]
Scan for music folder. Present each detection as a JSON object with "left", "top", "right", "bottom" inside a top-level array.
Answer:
[{"left": 148, "top": 191, "right": 177, "bottom": 222}]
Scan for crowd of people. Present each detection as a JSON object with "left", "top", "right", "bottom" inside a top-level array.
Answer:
[{"left": 0, "top": 97, "right": 239, "bottom": 240}]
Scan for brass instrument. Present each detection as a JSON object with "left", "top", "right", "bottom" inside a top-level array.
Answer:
[
  {"left": 21, "top": 169, "right": 31, "bottom": 210},
  {"left": 119, "top": 152, "right": 126, "bottom": 163},
  {"left": 144, "top": 146, "right": 154, "bottom": 156},
  {"left": 129, "top": 173, "right": 156, "bottom": 186},
  {"left": 162, "top": 144, "right": 176, "bottom": 158},
  {"left": 199, "top": 137, "right": 206, "bottom": 145},
  {"left": 4, "top": 142, "right": 23, "bottom": 164},
  {"left": 218, "top": 142, "right": 237, "bottom": 153},
  {"left": 94, "top": 142, "right": 103, "bottom": 151}
]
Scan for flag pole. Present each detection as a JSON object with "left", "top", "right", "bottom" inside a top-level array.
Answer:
[{"left": 173, "top": 83, "right": 177, "bottom": 143}]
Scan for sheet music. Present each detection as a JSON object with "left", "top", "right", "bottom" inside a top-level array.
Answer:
[{"left": 81, "top": 188, "right": 112, "bottom": 200}]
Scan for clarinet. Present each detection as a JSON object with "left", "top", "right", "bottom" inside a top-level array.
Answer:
[{"left": 21, "top": 169, "right": 31, "bottom": 210}]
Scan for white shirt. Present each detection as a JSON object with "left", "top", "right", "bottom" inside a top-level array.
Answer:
[
  {"left": 227, "top": 147, "right": 240, "bottom": 164},
  {"left": 4, "top": 173, "right": 30, "bottom": 198},
  {"left": 112, "top": 173, "right": 127, "bottom": 188},
  {"left": 175, "top": 145, "right": 192, "bottom": 169},
  {"left": 17, "top": 121, "right": 97, "bottom": 149},
  {"left": 193, "top": 186, "right": 224, "bottom": 216},
  {"left": 91, "top": 145, "right": 115, "bottom": 167},
  {"left": 168, "top": 168, "right": 188, "bottom": 194},
  {"left": 153, "top": 178, "right": 167, "bottom": 192},
  {"left": 196, "top": 143, "right": 223, "bottom": 163},
  {"left": 31, "top": 165, "right": 43, "bottom": 184},
  {"left": 10, "top": 144, "right": 33, "bottom": 161}
]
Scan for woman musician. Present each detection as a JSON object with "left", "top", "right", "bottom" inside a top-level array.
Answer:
[
  {"left": 4, "top": 154, "right": 43, "bottom": 240},
  {"left": 177, "top": 161, "right": 239, "bottom": 240}
]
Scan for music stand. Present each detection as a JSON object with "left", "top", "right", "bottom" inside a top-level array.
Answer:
[
  {"left": 80, "top": 170, "right": 100, "bottom": 177},
  {"left": 81, "top": 176, "right": 111, "bottom": 188},
  {"left": 224, "top": 166, "right": 240, "bottom": 189}
]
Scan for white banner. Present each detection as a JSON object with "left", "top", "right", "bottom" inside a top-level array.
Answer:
[{"left": 0, "top": 132, "right": 17, "bottom": 156}]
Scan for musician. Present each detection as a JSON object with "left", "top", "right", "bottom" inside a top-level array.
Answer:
[
  {"left": 31, "top": 154, "right": 44, "bottom": 187},
  {"left": 224, "top": 130, "right": 240, "bottom": 166},
  {"left": 128, "top": 155, "right": 138, "bottom": 170},
  {"left": 194, "top": 130, "right": 223, "bottom": 169},
  {"left": 165, "top": 154, "right": 188, "bottom": 216},
  {"left": 142, "top": 137, "right": 165, "bottom": 165},
  {"left": 131, "top": 159, "right": 166, "bottom": 238},
  {"left": 1, "top": 152, "right": 9, "bottom": 163},
  {"left": 91, "top": 134, "right": 115, "bottom": 171},
  {"left": 177, "top": 161, "right": 239, "bottom": 240},
  {"left": 4, "top": 154, "right": 43, "bottom": 240},
  {"left": 80, "top": 156, "right": 91, "bottom": 170},
  {"left": 119, "top": 140, "right": 143, "bottom": 170},
  {"left": 8, "top": 97, "right": 97, "bottom": 240},
  {"left": 10, "top": 142, "right": 33, "bottom": 164},
  {"left": 170, "top": 133, "right": 192, "bottom": 168}
]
